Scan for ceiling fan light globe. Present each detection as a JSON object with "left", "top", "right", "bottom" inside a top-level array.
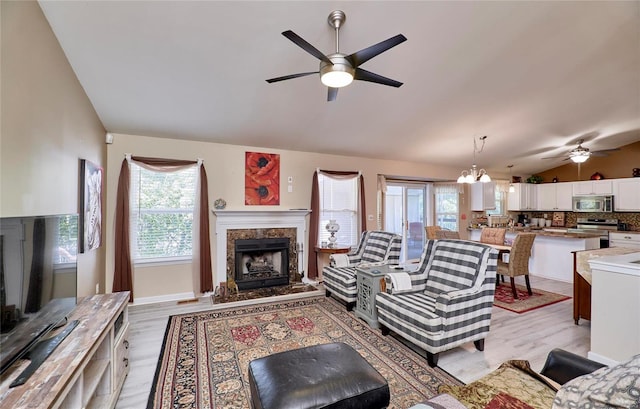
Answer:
[
  {"left": 457, "top": 174, "right": 466, "bottom": 184},
  {"left": 321, "top": 71, "right": 353, "bottom": 88},
  {"left": 464, "top": 174, "right": 476, "bottom": 184},
  {"left": 570, "top": 153, "right": 589, "bottom": 163},
  {"left": 479, "top": 173, "right": 491, "bottom": 183}
]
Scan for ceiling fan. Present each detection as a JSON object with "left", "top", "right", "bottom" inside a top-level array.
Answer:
[
  {"left": 266, "top": 10, "right": 407, "bottom": 101},
  {"left": 542, "top": 139, "right": 620, "bottom": 163}
]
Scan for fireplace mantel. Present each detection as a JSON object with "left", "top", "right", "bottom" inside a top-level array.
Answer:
[{"left": 213, "top": 210, "right": 311, "bottom": 285}]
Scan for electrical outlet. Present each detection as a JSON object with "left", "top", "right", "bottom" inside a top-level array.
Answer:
[{"left": 95, "top": 283, "right": 100, "bottom": 294}]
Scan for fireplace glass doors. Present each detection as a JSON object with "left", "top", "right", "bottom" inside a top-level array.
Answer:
[{"left": 234, "top": 238, "right": 290, "bottom": 290}]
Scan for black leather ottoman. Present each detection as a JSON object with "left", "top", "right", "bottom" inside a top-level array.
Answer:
[{"left": 248, "top": 342, "right": 390, "bottom": 409}]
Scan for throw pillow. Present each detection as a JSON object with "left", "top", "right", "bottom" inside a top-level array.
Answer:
[{"left": 553, "top": 354, "right": 640, "bottom": 409}]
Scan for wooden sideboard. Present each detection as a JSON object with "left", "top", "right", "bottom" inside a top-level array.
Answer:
[{"left": 0, "top": 292, "right": 130, "bottom": 408}]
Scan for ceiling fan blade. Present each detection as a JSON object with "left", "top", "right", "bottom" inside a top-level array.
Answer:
[
  {"left": 266, "top": 72, "right": 318, "bottom": 83},
  {"left": 354, "top": 68, "right": 403, "bottom": 87},
  {"left": 327, "top": 87, "right": 338, "bottom": 102},
  {"left": 282, "top": 30, "right": 333, "bottom": 65},
  {"left": 591, "top": 148, "right": 621, "bottom": 156},
  {"left": 346, "top": 34, "right": 407, "bottom": 67},
  {"left": 541, "top": 155, "right": 569, "bottom": 159}
]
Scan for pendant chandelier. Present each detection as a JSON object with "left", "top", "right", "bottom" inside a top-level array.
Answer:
[{"left": 457, "top": 136, "right": 491, "bottom": 184}]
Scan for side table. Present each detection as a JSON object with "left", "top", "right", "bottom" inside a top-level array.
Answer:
[
  {"left": 355, "top": 265, "right": 414, "bottom": 328},
  {"left": 314, "top": 246, "right": 350, "bottom": 282}
]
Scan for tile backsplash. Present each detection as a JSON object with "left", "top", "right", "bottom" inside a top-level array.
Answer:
[{"left": 508, "top": 211, "right": 639, "bottom": 230}]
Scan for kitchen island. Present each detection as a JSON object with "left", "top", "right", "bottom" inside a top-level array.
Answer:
[{"left": 468, "top": 228, "right": 600, "bottom": 282}]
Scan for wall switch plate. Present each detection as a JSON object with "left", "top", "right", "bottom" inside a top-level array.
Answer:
[
  {"left": 95, "top": 283, "right": 100, "bottom": 294},
  {"left": 288, "top": 185, "right": 293, "bottom": 192}
]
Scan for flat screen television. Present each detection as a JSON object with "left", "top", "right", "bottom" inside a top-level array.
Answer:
[{"left": 0, "top": 213, "right": 78, "bottom": 381}]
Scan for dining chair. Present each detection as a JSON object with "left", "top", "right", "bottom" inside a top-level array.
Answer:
[
  {"left": 435, "top": 230, "right": 460, "bottom": 239},
  {"left": 480, "top": 227, "right": 507, "bottom": 245},
  {"left": 425, "top": 225, "right": 442, "bottom": 240},
  {"left": 497, "top": 233, "right": 536, "bottom": 299}
]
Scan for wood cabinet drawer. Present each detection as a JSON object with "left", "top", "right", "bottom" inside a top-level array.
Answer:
[{"left": 114, "top": 323, "right": 130, "bottom": 381}]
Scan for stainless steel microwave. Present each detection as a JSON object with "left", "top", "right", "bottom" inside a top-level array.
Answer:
[{"left": 572, "top": 195, "right": 614, "bottom": 213}]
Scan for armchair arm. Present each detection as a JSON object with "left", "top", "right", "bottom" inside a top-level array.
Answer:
[
  {"left": 356, "top": 261, "right": 388, "bottom": 268},
  {"left": 540, "top": 348, "right": 605, "bottom": 385},
  {"left": 385, "top": 269, "right": 428, "bottom": 294},
  {"left": 434, "top": 285, "right": 482, "bottom": 314}
]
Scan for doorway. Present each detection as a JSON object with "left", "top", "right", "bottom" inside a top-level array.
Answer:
[{"left": 384, "top": 182, "right": 428, "bottom": 261}]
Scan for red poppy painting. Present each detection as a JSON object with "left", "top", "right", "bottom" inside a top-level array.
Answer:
[{"left": 245, "top": 152, "right": 280, "bottom": 205}]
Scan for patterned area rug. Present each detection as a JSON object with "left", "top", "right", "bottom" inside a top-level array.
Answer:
[
  {"left": 493, "top": 283, "right": 571, "bottom": 313},
  {"left": 147, "top": 296, "right": 461, "bottom": 409}
]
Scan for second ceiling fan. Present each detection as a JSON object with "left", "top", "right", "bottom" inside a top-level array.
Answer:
[
  {"left": 542, "top": 139, "right": 620, "bottom": 163},
  {"left": 266, "top": 10, "right": 407, "bottom": 101}
]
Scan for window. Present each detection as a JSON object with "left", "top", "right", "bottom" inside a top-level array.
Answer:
[
  {"left": 129, "top": 163, "right": 197, "bottom": 263},
  {"left": 318, "top": 173, "right": 359, "bottom": 247},
  {"left": 434, "top": 184, "right": 459, "bottom": 231}
]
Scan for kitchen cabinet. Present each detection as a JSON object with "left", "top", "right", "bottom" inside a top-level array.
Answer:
[
  {"left": 612, "top": 178, "right": 640, "bottom": 211},
  {"left": 470, "top": 181, "right": 496, "bottom": 211},
  {"left": 537, "top": 182, "right": 573, "bottom": 210},
  {"left": 609, "top": 232, "right": 640, "bottom": 249},
  {"left": 572, "top": 180, "right": 612, "bottom": 195},
  {"left": 507, "top": 183, "right": 537, "bottom": 211}
]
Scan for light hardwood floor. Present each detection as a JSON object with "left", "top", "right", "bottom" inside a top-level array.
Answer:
[{"left": 115, "top": 276, "right": 589, "bottom": 408}]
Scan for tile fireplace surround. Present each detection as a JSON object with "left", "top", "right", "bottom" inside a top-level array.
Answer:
[{"left": 213, "top": 210, "right": 311, "bottom": 288}]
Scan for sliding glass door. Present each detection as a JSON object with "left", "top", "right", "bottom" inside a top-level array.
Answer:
[{"left": 384, "top": 182, "right": 427, "bottom": 261}]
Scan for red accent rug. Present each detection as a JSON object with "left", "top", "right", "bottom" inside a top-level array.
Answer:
[
  {"left": 493, "top": 283, "right": 571, "bottom": 314},
  {"left": 147, "top": 296, "right": 461, "bottom": 409}
]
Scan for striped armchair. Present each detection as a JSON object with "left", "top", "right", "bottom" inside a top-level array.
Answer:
[
  {"left": 376, "top": 239, "right": 498, "bottom": 367},
  {"left": 323, "top": 231, "right": 402, "bottom": 311}
]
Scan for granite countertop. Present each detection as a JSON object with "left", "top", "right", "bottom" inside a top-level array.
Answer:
[{"left": 467, "top": 227, "right": 602, "bottom": 239}]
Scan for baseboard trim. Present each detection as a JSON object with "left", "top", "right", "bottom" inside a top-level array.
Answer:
[
  {"left": 587, "top": 351, "right": 619, "bottom": 366},
  {"left": 133, "top": 292, "right": 196, "bottom": 306}
]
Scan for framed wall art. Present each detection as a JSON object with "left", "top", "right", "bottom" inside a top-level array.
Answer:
[
  {"left": 245, "top": 152, "right": 280, "bottom": 205},
  {"left": 80, "top": 159, "right": 103, "bottom": 252}
]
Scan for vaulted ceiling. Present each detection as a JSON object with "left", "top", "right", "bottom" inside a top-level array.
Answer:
[{"left": 39, "top": 1, "right": 640, "bottom": 177}]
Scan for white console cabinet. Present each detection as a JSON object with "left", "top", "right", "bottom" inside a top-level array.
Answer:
[{"left": 1, "top": 292, "right": 130, "bottom": 409}]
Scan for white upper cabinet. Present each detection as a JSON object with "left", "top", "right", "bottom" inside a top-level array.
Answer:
[
  {"left": 470, "top": 181, "right": 496, "bottom": 211},
  {"left": 572, "top": 180, "right": 613, "bottom": 195},
  {"left": 612, "top": 178, "right": 640, "bottom": 211},
  {"left": 507, "top": 183, "right": 537, "bottom": 211},
  {"left": 537, "top": 182, "right": 573, "bottom": 211}
]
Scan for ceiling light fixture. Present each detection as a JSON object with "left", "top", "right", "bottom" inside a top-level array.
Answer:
[
  {"left": 457, "top": 136, "right": 491, "bottom": 184},
  {"left": 320, "top": 56, "right": 354, "bottom": 88},
  {"left": 507, "top": 164, "right": 515, "bottom": 192},
  {"left": 569, "top": 150, "right": 590, "bottom": 163}
]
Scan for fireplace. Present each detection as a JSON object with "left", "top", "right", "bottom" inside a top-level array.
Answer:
[
  {"left": 213, "top": 210, "right": 311, "bottom": 290},
  {"left": 234, "top": 238, "right": 290, "bottom": 290}
]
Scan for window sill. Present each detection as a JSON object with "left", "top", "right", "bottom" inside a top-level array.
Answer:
[{"left": 133, "top": 258, "right": 192, "bottom": 268}]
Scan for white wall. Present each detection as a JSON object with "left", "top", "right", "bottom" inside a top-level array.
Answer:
[
  {"left": 106, "top": 133, "right": 465, "bottom": 299},
  {"left": 1, "top": 1, "right": 106, "bottom": 297}
]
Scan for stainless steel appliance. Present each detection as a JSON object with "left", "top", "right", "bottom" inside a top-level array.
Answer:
[
  {"left": 568, "top": 218, "right": 619, "bottom": 248},
  {"left": 572, "top": 195, "right": 614, "bottom": 213}
]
